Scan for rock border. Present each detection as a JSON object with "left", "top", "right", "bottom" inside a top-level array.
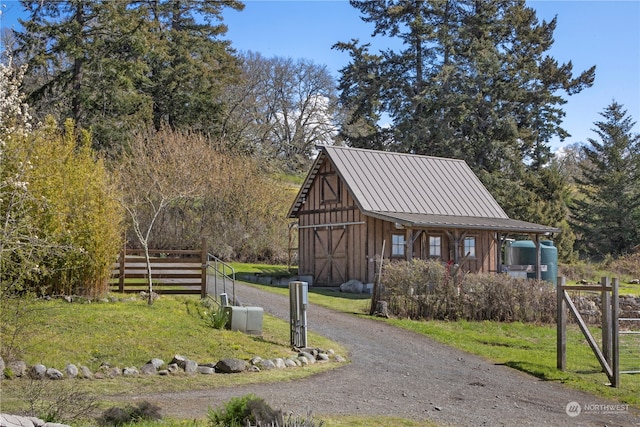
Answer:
[{"left": 0, "top": 348, "right": 347, "bottom": 381}]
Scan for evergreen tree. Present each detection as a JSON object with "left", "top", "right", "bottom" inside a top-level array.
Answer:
[
  {"left": 15, "top": 0, "right": 243, "bottom": 153},
  {"left": 136, "top": 0, "right": 243, "bottom": 134},
  {"left": 571, "top": 102, "right": 640, "bottom": 258},
  {"left": 337, "top": 0, "right": 594, "bottom": 173},
  {"left": 335, "top": 0, "right": 594, "bottom": 229}
]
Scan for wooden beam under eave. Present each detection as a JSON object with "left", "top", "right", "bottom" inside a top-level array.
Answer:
[
  {"left": 534, "top": 234, "right": 542, "bottom": 280},
  {"left": 405, "top": 227, "right": 414, "bottom": 261}
]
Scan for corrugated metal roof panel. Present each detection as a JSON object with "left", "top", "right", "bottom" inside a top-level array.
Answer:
[{"left": 325, "top": 146, "right": 508, "bottom": 219}]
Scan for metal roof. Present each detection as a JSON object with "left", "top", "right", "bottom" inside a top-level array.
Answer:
[{"left": 289, "top": 146, "right": 559, "bottom": 234}]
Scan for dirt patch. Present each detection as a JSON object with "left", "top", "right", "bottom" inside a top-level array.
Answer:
[{"left": 119, "top": 283, "right": 639, "bottom": 426}]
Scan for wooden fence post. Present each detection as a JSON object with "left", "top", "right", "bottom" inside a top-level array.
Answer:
[
  {"left": 612, "top": 277, "right": 620, "bottom": 387},
  {"left": 601, "top": 277, "right": 612, "bottom": 366},
  {"left": 119, "top": 241, "right": 126, "bottom": 293},
  {"left": 557, "top": 276, "right": 566, "bottom": 370},
  {"left": 201, "top": 238, "right": 207, "bottom": 298}
]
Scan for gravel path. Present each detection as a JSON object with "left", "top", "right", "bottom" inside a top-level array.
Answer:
[{"left": 126, "top": 283, "right": 639, "bottom": 426}]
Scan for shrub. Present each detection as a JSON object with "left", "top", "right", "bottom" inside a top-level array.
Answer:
[
  {"left": 608, "top": 252, "right": 640, "bottom": 278},
  {"left": 1, "top": 117, "right": 123, "bottom": 298},
  {"left": 378, "top": 260, "right": 556, "bottom": 323},
  {"left": 97, "top": 401, "right": 162, "bottom": 426},
  {"left": 207, "top": 394, "right": 283, "bottom": 427},
  {"left": 16, "top": 377, "right": 99, "bottom": 423},
  {"left": 200, "top": 298, "right": 229, "bottom": 329},
  {"left": 558, "top": 262, "right": 598, "bottom": 282}
]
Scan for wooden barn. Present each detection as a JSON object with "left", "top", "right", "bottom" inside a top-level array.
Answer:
[{"left": 288, "top": 146, "right": 559, "bottom": 287}]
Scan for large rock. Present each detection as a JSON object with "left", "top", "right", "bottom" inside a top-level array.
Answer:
[
  {"left": 340, "top": 279, "right": 364, "bottom": 294},
  {"left": 215, "top": 358, "right": 247, "bottom": 374},
  {"left": 316, "top": 353, "right": 330, "bottom": 362},
  {"left": 170, "top": 354, "right": 187, "bottom": 368},
  {"left": 148, "top": 358, "right": 164, "bottom": 369},
  {"left": 123, "top": 367, "right": 139, "bottom": 376},
  {"left": 0, "top": 413, "right": 36, "bottom": 427},
  {"left": 298, "top": 351, "right": 316, "bottom": 364},
  {"left": 46, "top": 368, "right": 64, "bottom": 380},
  {"left": 65, "top": 363, "right": 78, "bottom": 379},
  {"left": 0, "top": 414, "right": 71, "bottom": 427},
  {"left": 183, "top": 359, "right": 198, "bottom": 374},
  {"left": 78, "top": 365, "right": 93, "bottom": 379},
  {"left": 284, "top": 358, "right": 298, "bottom": 368},
  {"left": 257, "top": 359, "right": 276, "bottom": 370},
  {"left": 8, "top": 361, "right": 27, "bottom": 378},
  {"left": 197, "top": 366, "right": 215, "bottom": 375},
  {"left": 30, "top": 364, "right": 47, "bottom": 379},
  {"left": 140, "top": 363, "right": 157, "bottom": 375}
]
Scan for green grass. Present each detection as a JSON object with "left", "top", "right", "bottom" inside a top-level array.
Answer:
[
  {"left": 0, "top": 294, "right": 348, "bottom": 416},
  {"left": 619, "top": 281, "right": 640, "bottom": 296},
  {"left": 230, "top": 262, "right": 296, "bottom": 276}
]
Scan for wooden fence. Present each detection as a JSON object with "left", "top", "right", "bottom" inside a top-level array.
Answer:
[{"left": 111, "top": 241, "right": 207, "bottom": 297}]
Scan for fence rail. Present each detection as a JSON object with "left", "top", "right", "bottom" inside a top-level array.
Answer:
[{"left": 110, "top": 240, "right": 207, "bottom": 297}]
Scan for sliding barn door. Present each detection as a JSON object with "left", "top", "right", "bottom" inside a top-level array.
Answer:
[{"left": 313, "top": 226, "right": 348, "bottom": 286}]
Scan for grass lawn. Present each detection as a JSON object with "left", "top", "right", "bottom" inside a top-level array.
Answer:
[{"left": 0, "top": 293, "right": 347, "bottom": 418}]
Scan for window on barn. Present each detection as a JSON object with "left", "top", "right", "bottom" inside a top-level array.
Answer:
[
  {"left": 320, "top": 173, "right": 340, "bottom": 204},
  {"left": 463, "top": 237, "right": 476, "bottom": 258},
  {"left": 392, "top": 234, "right": 405, "bottom": 257},
  {"left": 429, "top": 236, "right": 441, "bottom": 257}
]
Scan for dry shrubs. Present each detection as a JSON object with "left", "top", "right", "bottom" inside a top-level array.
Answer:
[
  {"left": 15, "top": 376, "right": 99, "bottom": 423},
  {"left": 378, "top": 259, "right": 556, "bottom": 323}
]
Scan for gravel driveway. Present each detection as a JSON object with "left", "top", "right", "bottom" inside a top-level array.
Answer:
[{"left": 127, "top": 283, "right": 639, "bottom": 426}]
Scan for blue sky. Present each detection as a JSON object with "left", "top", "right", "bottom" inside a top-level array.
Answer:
[{"left": 2, "top": 0, "right": 638, "bottom": 152}]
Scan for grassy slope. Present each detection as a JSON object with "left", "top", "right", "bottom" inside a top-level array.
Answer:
[{"left": 0, "top": 294, "right": 347, "bottom": 413}]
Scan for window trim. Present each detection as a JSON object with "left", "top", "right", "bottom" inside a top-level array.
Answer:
[
  {"left": 320, "top": 173, "right": 341, "bottom": 204},
  {"left": 429, "top": 235, "right": 442, "bottom": 258},
  {"left": 463, "top": 236, "right": 476, "bottom": 258},
  {"left": 391, "top": 234, "right": 406, "bottom": 257}
]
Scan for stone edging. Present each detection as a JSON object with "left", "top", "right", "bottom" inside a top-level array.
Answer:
[{"left": 1, "top": 348, "right": 347, "bottom": 380}]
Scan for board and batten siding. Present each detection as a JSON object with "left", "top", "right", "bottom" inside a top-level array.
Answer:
[{"left": 296, "top": 160, "right": 368, "bottom": 286}]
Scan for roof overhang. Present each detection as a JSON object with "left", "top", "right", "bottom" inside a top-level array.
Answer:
[
  {"left": 287, "top": 150, "right": 327, "bottom": 218},
  {"left": 366, "top": 211, "right": 560, "bottom": 234}
]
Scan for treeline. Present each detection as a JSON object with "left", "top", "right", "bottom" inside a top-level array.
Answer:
[{"left": 1, "top": 1, "right": 639, "bottom": 297}]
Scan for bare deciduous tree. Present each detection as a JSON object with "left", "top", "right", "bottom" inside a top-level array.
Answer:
[
  {"left": 220, "top": 51, "right": 342, "bottom": 172},
  {"left": 118, "top": 127, "right": 212, "bottom": 304}
]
